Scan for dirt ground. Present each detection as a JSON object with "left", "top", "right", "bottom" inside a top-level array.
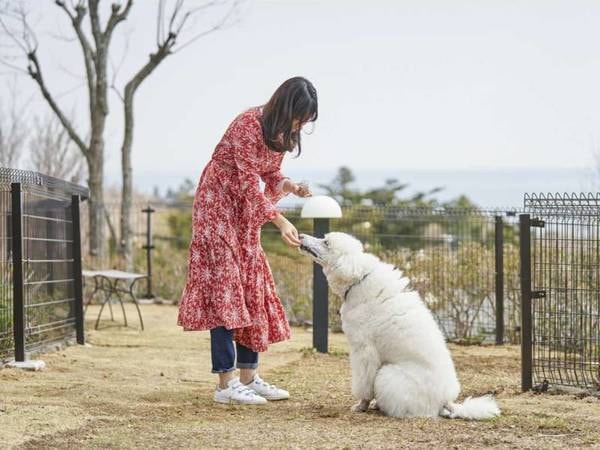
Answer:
[{"left": 1, "top": 304, "right": 600, "bottom": 449}]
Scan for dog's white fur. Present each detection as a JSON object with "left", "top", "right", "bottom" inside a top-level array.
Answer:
[{"left": 298, "top": 231, "right": 500, "bottom": 420}]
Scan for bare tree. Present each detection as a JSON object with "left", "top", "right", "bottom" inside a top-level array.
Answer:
[
  {"left": 115, "top": 0, "right": 240, "bottom": 268},
  {"left": 28, "top": 113, "right": 86, "bottom": 183},
  {"left": 0, "top": 79, "right": 27, "bottom": 168},
  {"left": 0, "top": 0, "right": 240, "bottom": 264}
]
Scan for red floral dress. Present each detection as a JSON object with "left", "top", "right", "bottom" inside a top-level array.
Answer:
[{"left": 177, "top": 106, "right": 292, "bottom": 352}]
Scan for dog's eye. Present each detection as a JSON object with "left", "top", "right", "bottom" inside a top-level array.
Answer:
[{"left": 323, "top": 240, "right": 329, "bottom": 247}]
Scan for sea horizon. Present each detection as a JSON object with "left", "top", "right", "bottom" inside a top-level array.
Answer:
[{"left": 108, "top": 166, "right": 597, "bottom": 209}]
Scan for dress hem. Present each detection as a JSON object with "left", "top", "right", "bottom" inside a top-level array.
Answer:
[{"left": 178, "top": 324, "right": 292, "bottom": 353}]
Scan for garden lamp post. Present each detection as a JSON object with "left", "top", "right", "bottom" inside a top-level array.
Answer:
[{"left": 301, "top": 195, "right": 342, "bottom": 353}]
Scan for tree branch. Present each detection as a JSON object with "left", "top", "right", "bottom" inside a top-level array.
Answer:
[
  {"left": 0, "top": 11, "right": 30, "bottom": 55},
  {"left": 124, "top": 44, "right": 171, "bottom": 100},
  {"left": 116, "top": 0, "right": 244, "bottom": 268},
  {"left": 157, "top": 0, "right": 165, "bottom": 46},
  {"left": 27, "top": 50, "right": 89, "bottom": 158},
  {"left": 87, "top": 0, "right": 103, "bottom": 50},
  {"left": 109, "top": 29, "right": 131, "bottom": 103},
  {"left": 173, "top": 0, "right": 241, "bottom": 53},
  {"left": 1, "top": 5, "right": 88, "bottom": 156},
  {"left": 104, "top": 0, "right": 133, "bottom": 37},
  {"left": 55, "top": 0, "right": 97, "bottom": 111},
  {"left": 0, "top": 55, "right": 28, "bottom": 74}
]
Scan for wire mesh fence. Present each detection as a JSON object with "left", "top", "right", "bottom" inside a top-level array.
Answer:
[
  {"left": 521, "top": 193, "right": 600, "bottom": 392},
  {"left": 0, "top": 168, "right": 87, "bottom": 363},
  {"left": 22, "top": 187, "right": 75, "bottom": 352},
  {"left": 79, "top": 201, "right": 190, "bottom": 301},
  {"left": 78, "top": 200, "right": 524, "bottom": 344},
  {"left": 266, "top": 205, "right": 522, "bottom": 343}
]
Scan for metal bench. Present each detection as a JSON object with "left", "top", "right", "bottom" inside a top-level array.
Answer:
[{"left": 82, "top": 270, "right": 146, "bottom": 330}]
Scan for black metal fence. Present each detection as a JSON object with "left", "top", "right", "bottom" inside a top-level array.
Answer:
[
  {"left": 265, "top": 206, "right": 523, "bottom": 344},
  {"left": 88, "top": 202, "right": 524, "bottom": 345},
  {"left": 88, "top": 202, "right": 524, "bottom": 344},
  {"left": 84, "top": 203, "right": 521, "bottom": 343},
  {"left": 0, "top": 168, "right": 87, "bottom": 363},
  {"left": 520, "top": 193, "right": 600, "bottom": 393}
]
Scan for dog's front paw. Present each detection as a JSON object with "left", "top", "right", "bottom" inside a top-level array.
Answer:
[
  {"left": 368, "top": 400, "right": 379, "bottom": 411},
  {"left": 351, "top": 400, "right": 370, "bottom": 413}
]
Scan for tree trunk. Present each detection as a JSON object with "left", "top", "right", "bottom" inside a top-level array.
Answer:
[
  {"left": 87, "top": 151, "right": 105, "bottom": 261},
  {"left": 119, "top": 49, "right": 169, "bottom": 271},
  {"left": 87, "top": 20, "right": 110, "bottom": 261},
  {"left": 119, "top": 87, "right": 134, "bottom": 270}
]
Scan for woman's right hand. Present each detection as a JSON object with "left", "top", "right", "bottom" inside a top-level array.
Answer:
[{"left": 272, "top": 213, "right": 301, "bottom": 247}]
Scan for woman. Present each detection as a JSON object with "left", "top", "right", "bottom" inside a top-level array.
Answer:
[{"left": 177, "top": 77, "right": 318, "bottom": 405}]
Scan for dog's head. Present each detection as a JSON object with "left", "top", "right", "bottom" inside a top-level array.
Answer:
[
  {"left": 299, "top": 232, "right": 378, "bottom": 291},
  {"left": 299, "top": 231, "right": 363, "bottom": 263}
]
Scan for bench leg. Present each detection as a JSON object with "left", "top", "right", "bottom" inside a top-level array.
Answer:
[
  {"left": 107, "top": 292, "right": 115, "bottom": 321},
  {"left": 95, "top": 288, "right": 112, "bottom": 330},
  {"left": 115, "top": 288, "right": 128, "bottom": 328},
  {"left": 97, "top": 276, "right": 115, "bottom": 321},
  {"left": 128, "top": 279, "right": 144, "bottom": 331},
  {"left": 84, "top": 277, "right": 101, "bottom": 315},
  {"left": 130, "top": 295, "right": 144, "bottom": 331}
]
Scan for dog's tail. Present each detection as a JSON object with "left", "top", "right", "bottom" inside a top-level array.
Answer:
[{"left": 440, "top": 394, "right": 500, "bottom": 420}]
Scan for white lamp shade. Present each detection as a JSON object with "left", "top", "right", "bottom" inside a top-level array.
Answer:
[{"left": 300, "top": 195, "right": 342, "bottom": 218}]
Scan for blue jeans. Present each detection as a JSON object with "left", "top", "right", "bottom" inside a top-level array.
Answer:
[{"left": 210, "top": 326, "right": 259, "bottom": 373}]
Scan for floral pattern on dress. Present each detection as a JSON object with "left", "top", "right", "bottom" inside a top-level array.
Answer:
[{"left": 177, "top": 107, "right": 292, "bottom": 352}]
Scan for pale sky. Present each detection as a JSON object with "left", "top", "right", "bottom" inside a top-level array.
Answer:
[{"left": 3, "top": 0, "right": 600, "bottom": 194}]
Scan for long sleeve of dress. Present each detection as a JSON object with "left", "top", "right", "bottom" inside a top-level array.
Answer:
[
  {"left": 262, "top": 169, "right": 290, "bottom": 204},
  {"left": 230, "top": 122, "right": 281, "bottom": 228}
]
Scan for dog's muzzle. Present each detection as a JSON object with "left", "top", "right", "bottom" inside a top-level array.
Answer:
[
  {"left": 298, "top": 233, "right": 325, "bottom": 262},
  {"left": 299, "top": 243, "right": 320, "bottom": 259}
]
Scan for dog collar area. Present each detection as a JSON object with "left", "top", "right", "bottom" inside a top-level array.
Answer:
[{"left": 343, "top": 271, "right": 373, "bottom": 301}]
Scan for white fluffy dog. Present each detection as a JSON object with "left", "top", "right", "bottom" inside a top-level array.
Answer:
[{"left": 298, "top": 231, "right": 500, "bottom": 420}]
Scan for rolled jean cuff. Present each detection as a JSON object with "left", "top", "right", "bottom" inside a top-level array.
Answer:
[
  {"left": 211, "top": 366, "right": 236, "bottom": 374},
  {"left": 236, "top": 361, "right": 259, "bottom": 369}
]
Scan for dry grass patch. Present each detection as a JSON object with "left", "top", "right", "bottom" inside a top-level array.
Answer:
[{"left": 0, "top": 304, "right": 599, "bottom": 449}]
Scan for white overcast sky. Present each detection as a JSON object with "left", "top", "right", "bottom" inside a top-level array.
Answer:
[{"left": 3, "top": 0, "right": 600, "bottom": 188}]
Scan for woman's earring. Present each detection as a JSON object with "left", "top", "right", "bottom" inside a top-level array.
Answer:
[{"left": 302, "top": 122, "right": 316, "bottom": 135}]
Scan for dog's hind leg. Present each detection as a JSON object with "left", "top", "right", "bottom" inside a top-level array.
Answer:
[{"left": 373, "top": 364, "right": 440, "bottom": 418}]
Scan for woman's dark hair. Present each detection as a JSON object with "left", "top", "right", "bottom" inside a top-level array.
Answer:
[{"left": 260, "top": 76, "right": 318, "bottom": 156}]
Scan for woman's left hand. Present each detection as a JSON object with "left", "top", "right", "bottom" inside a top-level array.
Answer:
[{"left": 285, "top": 179, "right": 312, "bottom": 197}]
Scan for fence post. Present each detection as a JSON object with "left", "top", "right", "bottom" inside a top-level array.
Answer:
[
  {"left": 313, "top": 218, "right": 329, "bottom": 353},
  {"left": 494, "top": 215, "right": 504, "bottom": 345},
  {"left": 141, "top": 205, "right": 155, "bottom": 300},
  {"left": 11, "top": 182, "right": 25, "bottom": 362},
  {"left": 71, "top": 195, "right": 85, "bottom": 345},
  {"left": 519, "top": 213, "right": 533, "bottom": 392}
]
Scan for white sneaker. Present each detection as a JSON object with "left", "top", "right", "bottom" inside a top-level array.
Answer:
[
  {"left": 213, "top": 377, "right": 267, "bottom": 405},
  {"left": 244, "top": 374, "right": 290, "bottom": 401}
]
